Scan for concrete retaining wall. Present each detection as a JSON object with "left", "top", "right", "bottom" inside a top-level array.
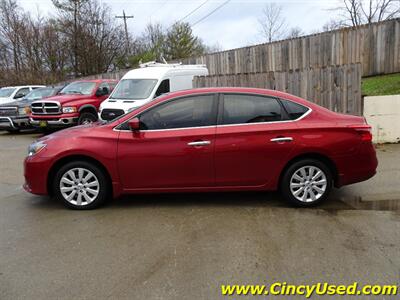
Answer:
[{"left": 364, "top": 95, "right": 400, "bottom": 143}]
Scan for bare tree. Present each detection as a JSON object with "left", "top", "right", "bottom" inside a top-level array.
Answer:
[
  {"left": 322, "top": 19, "right": 347, "bottom": 31},
  {"left": 286, "top": 26, "right": 304, "bottom": 39},
  {"left": 335, "top": 0, "right": 400, "bottom": 26},
  {"left": 258, "top": 3, "right": 287, "bottom": 43},
  {"left": 52, "top": 0, "right": 89, "bottom": 76}
]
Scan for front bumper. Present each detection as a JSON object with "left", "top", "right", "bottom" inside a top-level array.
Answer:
[
  {"left": 24, "top": 155, "right": 52, "bottom": 195},
  {"left": 0, "top": 116, "right": 31, "bottom": 130},
  {"left": 30, "top": 113, "right": 79, "bottom": 128}
]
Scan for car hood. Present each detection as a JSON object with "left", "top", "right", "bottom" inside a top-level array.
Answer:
[
  {"left": 100, "top": 98, "right": 150, "bottom": 113},
  {"left": 0, "top": 97, "right": 14, "bottom": 105},
  {"left": 40, "top": 94, "right": 92, "bottom": 105},
  {"left": 0, "top": 99, "right": 28, "bottom": 108},
  {"left": 38, "top": 122, "right": 103, "bottom": 142}
]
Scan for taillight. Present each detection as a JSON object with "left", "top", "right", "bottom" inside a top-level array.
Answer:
[{"left": 348, "top": 124, "right": 372, "bottom": 142}]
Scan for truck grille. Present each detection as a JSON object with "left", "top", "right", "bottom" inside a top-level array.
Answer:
[
  {"left": 0, "top": 107, "right": 17, "bottom": 116},
  {"left": 101, "top": 109, "right": 125, "bottom": 121},
  {"left": 31, "top": 102, "right": 61, "bottom": 115}
]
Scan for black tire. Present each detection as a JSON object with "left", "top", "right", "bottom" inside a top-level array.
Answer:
[
  {"left": 280, "top": 159, "right": 333, "bottom": 207},
  {"left": 6, "top": 128, "right": 20, "bottom": 133},
  {"left": 53, "top": 160, "right": 109, "bottom": 210},
  {"left": 78, "top": 112, "right": 97, "bottom": 125}
]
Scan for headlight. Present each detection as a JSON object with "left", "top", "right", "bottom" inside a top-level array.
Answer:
[
  {"left": 18, "top": 106, "right": 30, "bottom": 115},
  {"left": 62, "top": 106, "right": 77, "bottom": 113},
  {"left": 28, "top": 141, "right": 46, "bottom": 157}
]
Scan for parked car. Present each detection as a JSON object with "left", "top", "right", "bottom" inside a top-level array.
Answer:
[
  {"left": 24, "top": 87, "right": 378, "bottom": 210},
  {"left": 0, "top": 85, "right": 45, "bottom": 105},
  {"left": 0, "top": 86, "right": 63, "bottom": 133},
  {"left": 29, "top": 79, "right": 117, "bottom": 129},
  {"left": 99, "top": 62, "right": 208, "bottom": 121}
]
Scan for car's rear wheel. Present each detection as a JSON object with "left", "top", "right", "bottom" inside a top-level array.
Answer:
[
  {"left": 280, "top": 159, "right": 332, "bottom": 207},
  {"left": 78, "top": 112, "right": 97, "bottom": 125},
  {"left": 53, "top": 161, "right": 108, "bottom": 209}
]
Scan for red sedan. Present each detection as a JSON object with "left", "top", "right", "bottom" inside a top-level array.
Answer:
[{"left": 24, "top": 88, "right": 378, "bottom": 209}]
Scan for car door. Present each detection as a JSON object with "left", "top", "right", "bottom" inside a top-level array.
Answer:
[
  {"left": 215, "top": 93, "right": 299, "bottom": 187},
  {"left": 117, "top": 93, "right": 218, "bottom": 190}
]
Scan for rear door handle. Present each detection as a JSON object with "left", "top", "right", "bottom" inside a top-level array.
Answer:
[
  {"left": 270, "top": 137, "right": 293, "bottom": 143},
  {"left": 187, "top": 141, "right": 211, "bottom": 146}
]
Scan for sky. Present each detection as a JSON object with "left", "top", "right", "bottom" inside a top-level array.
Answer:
[{"left": 20, "top": 0, "right": 341, "bottom": 50}]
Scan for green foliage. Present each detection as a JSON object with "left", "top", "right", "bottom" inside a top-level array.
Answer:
[
  {"left": 362, "top": 73, "right": 400, "bottom": 96},
  {"left": 165, "top": 22, "right": 206, "bottom": 60}
]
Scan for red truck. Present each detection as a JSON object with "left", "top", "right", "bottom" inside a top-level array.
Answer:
[{"left": 30, "top": 79, "right": 117, "bottom": 128}]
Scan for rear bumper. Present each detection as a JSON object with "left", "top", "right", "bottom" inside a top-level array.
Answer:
[
  {"left": 0, "top": 116, "right": 31, "bottom": 130},
  {"left": 335, "top": 143, "right": 378, "bottom": 187},
  {"left": 30, "top": 113, "right": 79, "bottom": 128}
]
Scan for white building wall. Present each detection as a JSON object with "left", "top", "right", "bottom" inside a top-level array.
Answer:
[{"left": 364, "top": 95, "right": 400, "bottom": 143}]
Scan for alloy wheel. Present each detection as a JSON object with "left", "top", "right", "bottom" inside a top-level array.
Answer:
[
  {"left": 59, "top": 168, "right": 100, "bottom": 206},
  {"left": 289, "top": 165, "right": 327, "bottom": 203}
]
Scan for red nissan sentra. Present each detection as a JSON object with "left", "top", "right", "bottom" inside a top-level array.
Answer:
[{"left": 24, "top": 88, "right": 378, "bottom": 209}]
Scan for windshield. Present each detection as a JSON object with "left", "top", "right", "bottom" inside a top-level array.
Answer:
[
  {"left": 0, "top": 88, "right": 16, "bottom": 98},
  {"left": 110, "top": 79, "right": 158, "bottom": 100},
  {"left": 60, "top": 82, "right": 96, "bottom": 95},
  {"left": 25, "top": 88, "right": 56, "bottom": 101}
]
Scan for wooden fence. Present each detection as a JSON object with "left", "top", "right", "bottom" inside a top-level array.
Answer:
[
  {"left": 193, "top": 63, "right": 363, "bottom": 115},
  {"left": 183, "top": 18, "right": 399, "bottom": 77}
]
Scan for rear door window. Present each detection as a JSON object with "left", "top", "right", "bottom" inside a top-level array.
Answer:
[
  {"left": 221, "top": 94, "right": 284, "bottom": 125},
  {"left": 281, "top": 99, "right": 309, "bottom": 120}
]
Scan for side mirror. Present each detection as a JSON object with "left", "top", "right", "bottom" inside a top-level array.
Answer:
[{"left": 128, "top": 117, "right": 140, "bottom": 131}]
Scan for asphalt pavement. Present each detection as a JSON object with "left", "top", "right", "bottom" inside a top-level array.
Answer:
[{"left": 0, "top": 131, "right": 399, "bottom": 299}]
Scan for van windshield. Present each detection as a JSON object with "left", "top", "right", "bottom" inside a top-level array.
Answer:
[{"left": 109, "top": 79, "right": 158, "bottom": 100}]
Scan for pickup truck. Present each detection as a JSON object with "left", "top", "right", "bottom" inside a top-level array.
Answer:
[
  {"left": 30, "top": 79, "right": 116, "bottom": 129},
  {"left": 0, "top": 86, "right": 63, "bottom": 133}
]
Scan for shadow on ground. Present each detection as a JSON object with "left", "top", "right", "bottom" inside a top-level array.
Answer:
[{"left": 27, "top": 188, "right": 400, "bottom": 212}]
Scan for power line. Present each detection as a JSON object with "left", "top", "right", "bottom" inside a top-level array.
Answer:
[
  {"left": 176, "top": 0, "right": 211, "bottom": 23},
  {"left": 191, "top": 0, "right": 232, "bottom": 27},
  {"left": 149, "top": 0, "right": 169, "bottom": 20}
]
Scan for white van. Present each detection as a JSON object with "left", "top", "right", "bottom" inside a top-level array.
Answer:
[{"left": 99, "top": 62, "right": 208, "bottom": 121}]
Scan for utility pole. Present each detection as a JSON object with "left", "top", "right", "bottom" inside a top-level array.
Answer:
[{"left": 115, "top": 10, "right": 134, "bottom": 57}]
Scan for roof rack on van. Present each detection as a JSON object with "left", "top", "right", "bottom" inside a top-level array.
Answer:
[{"left": 139, "top": 61, "right": 207, "bottom": 69}]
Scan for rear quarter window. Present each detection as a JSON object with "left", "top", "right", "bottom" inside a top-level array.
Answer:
[{"left": 281, "top": 99, "right": 309, "bottom": 120}]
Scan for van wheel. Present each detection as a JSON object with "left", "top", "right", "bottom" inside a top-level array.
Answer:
[
  {"left": 280, "top": 159, "right": 332, "bottom": 207},
  {"left": 53, "top": 161, "right": 108, "bottom": 210},
  {"left": 78, "top": 112, "right": 97, "bottom": 125}
]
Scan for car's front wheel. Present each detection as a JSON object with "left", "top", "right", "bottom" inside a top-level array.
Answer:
[
  {"left": 280, "top": 159, "right": 332, "bottom": 207},
  {"left": 78, "top": 112, "right": 97, "bottom": 125},
  {"left": 53, "top": 161, "right": 108, "bottom": 209}
]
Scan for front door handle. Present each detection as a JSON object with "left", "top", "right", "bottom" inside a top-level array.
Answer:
[
  {"left": 270, "top": 137, "right": 293, "bottom": 143},
  {"left": 187, "top": 141, "right": 211, "bottom": 146}
]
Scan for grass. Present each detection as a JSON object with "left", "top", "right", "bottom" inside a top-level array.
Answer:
[{"left": 362, "top": 73, "right": 400, "bottom": 96}]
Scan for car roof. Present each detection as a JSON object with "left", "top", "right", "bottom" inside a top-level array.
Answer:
[
  {"left": 122, "top": 65, "right": 208, "bottom": 80},
  {"left": 159, "top": 87, "right": 314, "bottom": 107},
  {"left": 114, "top": 87, "right": 323, "bottom": 126},
  {"left": 0, "top": 85, "right": 45, "bottom": 89},
  {"left": 68, "top": 79, "right": 117, "bottom": 83}
]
